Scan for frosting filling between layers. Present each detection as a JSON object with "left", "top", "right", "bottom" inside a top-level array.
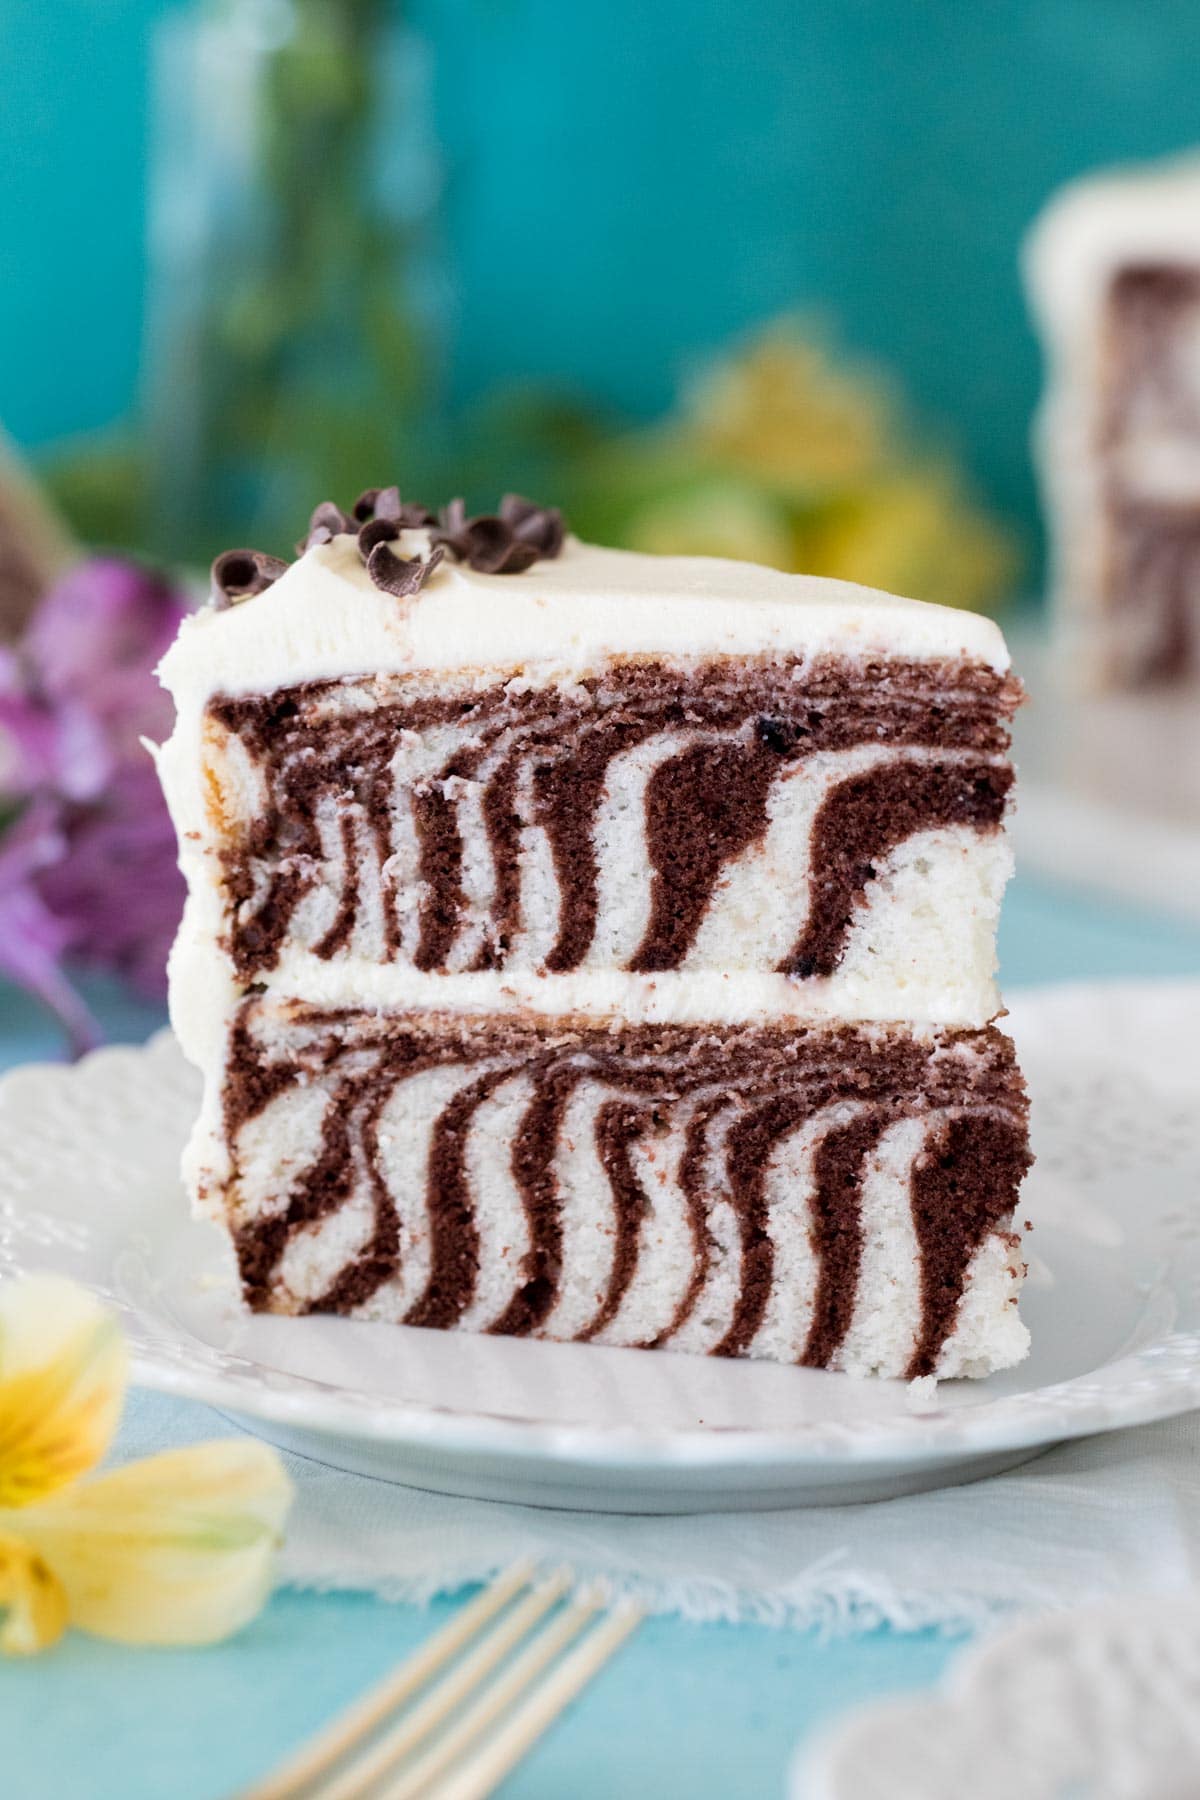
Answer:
[{"left": 214, "top": 1002, "right": 1031, "bottom": 1380}]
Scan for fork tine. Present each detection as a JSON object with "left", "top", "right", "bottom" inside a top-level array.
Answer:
[
  {"left": 315, "top": 1568, "right": 574, "bottom": 1800},
  {"left": 379, "top": 1593, "right": 601, "bottom": 1800},
  {"left": 429, "top": 1601, "right": 642, "bottom": 1800},
  {"left": 236, "top": 1561, "right": 535, "bottom": 1800}
]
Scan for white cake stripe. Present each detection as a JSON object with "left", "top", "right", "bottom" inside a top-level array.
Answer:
[
  {"left": 833, "top": 1113, "right": 930, "bottom": 1376},
  {"left": 356, "top": 1064, "right": 482, "bottom": 1323},
  {"left": 456, "top": 1073, "right": 537, "bottom": 1332},
  {"left": 538, "top": 1081, "right": 623, "bottom": 1342},
  {"left": 586, "top": 730, "right": 704, "bottom": 968},
  {"left": 747, "top": 1104, "right": 861, "bottom": 1364},
  {"left": 592, "top": 1128, "right": 698, "bottom": 1351}
]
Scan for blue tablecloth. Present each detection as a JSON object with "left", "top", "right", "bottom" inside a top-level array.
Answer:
[{"left": 6, "top": 873, "right": 1200, "bottom": 1800}]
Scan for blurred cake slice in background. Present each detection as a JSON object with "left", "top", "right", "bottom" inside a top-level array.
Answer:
[
  {"left": 156, "top": 491, "right": 1031, "bottom": 1380},
  {"left": 1026, "top": 155, "right": 1200, "bottom": 689}
]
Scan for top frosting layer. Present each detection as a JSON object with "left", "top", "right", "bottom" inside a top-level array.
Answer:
[{"left": 159, "top": 530, "right": 1010, "bottom": 707}]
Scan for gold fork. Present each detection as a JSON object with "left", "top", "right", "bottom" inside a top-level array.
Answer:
[{"left": 236, "top": 1563, "right": 641, "bottom": 1800}]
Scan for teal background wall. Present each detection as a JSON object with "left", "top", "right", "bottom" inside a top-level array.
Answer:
[{"left": 3, "top": 0, "right": 1200, "bottom": 545}]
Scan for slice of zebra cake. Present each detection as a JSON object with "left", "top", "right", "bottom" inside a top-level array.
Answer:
[{"left": 155, "top": 492, "right": 1032, "bottom": 1378}]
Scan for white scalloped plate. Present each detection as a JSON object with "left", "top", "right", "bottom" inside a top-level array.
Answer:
[{"left": 1, "top": 981, "right": 1199, "bottom": 1513}]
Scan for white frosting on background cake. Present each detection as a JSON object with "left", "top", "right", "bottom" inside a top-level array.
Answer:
[
  {"left": 158, "top": 531, "right": 1010, "bottom": 715},
  {"left": 1025, "top": 155, "right": 1200, "bottom": 351}
]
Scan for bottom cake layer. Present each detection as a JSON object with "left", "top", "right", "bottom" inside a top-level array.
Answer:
[{"left": 201, "top": 1001, "right": 1032, "bottom": 1381}]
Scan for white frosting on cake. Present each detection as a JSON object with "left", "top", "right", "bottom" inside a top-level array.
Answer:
[{"left": 158, "top": 531, "right": 1009, "bottom": 714}]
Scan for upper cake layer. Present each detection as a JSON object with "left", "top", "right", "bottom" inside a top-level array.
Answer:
[
  {"left": 165, "top": 655, "right": 1016, "bottom": 1026},
  {"left": 158, "top": 535, "right": 1019, "bottom": 1027}
]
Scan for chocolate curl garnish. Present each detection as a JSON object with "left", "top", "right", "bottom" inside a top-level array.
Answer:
[
  {"left": 352, "top": 485, "right": 438, "bottom": 529},
  {"left": 357, "top": 516, "right": 401, "bottom": 556},
  {"left": 435, "top": 496, "right": 469, "bottom": 545},
  {"left": 352, "top": 486, "right": 383, "bottom": 523},
  {"left": 215, "top": 486, "right": 564, "bottom": 616},
  {"left": 436, "top": 503, "right": 531, "bottom": 574},
  {"left": 298, "top": 500, "right": 355, "bottom": 553},
  {"left": 501, "top": 493, "right": 565, "bottom": 559},
  {"left": 365, "top": 541, "right": 445, "bottom": 599},
  {"left": 434, "top": 495, "right": 565, "bottom": 573},
  {"left": 434, "top": 499, "right": 548, "bottom": 574},
  {"left": 210, "top": 548, "right": 289, "bottom": 609}
]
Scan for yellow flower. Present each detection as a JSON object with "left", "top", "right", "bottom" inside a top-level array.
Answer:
[
  {"left": 625, "top": 479, "right": 797, "bottom": 568},
  {"left": 804, "top": 468, "right": 1019, "bottom": 612},
  {"left": 0, "top": 1532, "right": 67, "bottom": 1655},
  {"left": 0, "top": 1274, "right": 292, "bottom": 1654},
  {"left": 682, "top": 319, "right": 888, "bottom": 491}
]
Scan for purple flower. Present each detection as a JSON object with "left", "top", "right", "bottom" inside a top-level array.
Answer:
[
  {"left": 0, "top": 557, "right": 190, "bottom": 1053},
  {"left": 0, "top": 800, "right": 97, "bottom": 1056},
  {"left": 26, "top": 559, "right": 182, "bottom": 749},
  {"left": 0, "top": 648, "right": 111, "bottom": 802},
  {"left": 37, "top": 763, "right": 184, "bottom": 1001}
]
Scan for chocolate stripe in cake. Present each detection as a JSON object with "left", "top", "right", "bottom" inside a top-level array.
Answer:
[
  {"left": 799, "top": 1113, "right": 891, "bottom": 1366},
  {"left": 225, "top": 1003, "right": 1029, "bottom": 1377},
  {"left": 783, "top": 759, "right": 1012, "bottom": 978},
  {"left": 207, "top": 657, "right": 1019, "bottom": 982}
]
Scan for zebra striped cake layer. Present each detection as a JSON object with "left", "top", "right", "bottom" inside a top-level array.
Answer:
[
  {"left": 211, "top": 1000, "right": 1031, "bottom": 1380},
  {"left": 200, "top": 657, "right": 1018, "bottom": 1013}
]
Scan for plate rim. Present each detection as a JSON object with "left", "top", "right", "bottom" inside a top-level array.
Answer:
[{"left": 125, "top": 1336, "right": 1200, "bottom": 1473}]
